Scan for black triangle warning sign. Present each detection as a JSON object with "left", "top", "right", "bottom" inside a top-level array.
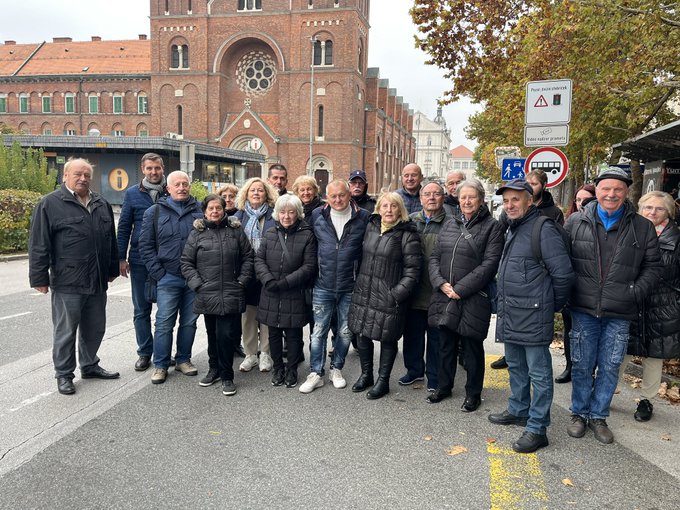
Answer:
[{"left": 534, "top": 95, "right": 549, "bottom": 107}]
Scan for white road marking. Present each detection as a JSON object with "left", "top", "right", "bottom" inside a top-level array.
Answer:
[
  {"left": 9, "top": 391, "right": 54, "bottom": 412},
  {"left": 0, "top": 311, "right": 32, "bottom": 321}
]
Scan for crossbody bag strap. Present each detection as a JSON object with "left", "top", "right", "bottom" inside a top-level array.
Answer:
[
  {"left": 277, "top": 229, "right": 291, "bottom": 260},
  {"left": 459, "top": 221, "right": 482, "bottom": 263}
]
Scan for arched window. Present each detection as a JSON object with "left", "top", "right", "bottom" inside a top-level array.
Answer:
[
  {"left": 171, "top": 44, "right": 189, "bottom": 69},
  {"left": 313, "top": 39, "right": 333, "bottom": 67},
  {"left": 165, "top": 0, "right": 169, "bottom": 13},
  {"left": 317, "top": 105, "right": 324, "bottom": 137},
  {"left": 64, "top": 123, "right": 77, "bottom": 136},
  {"left": 177, "top": 105, "right": 183, "bottom": 134},
  {"left": 358, "top": 39, "right": 364, "bottom": 73},
  {"left": 112, "top": 123, "right": 125, "bottom": 136}
]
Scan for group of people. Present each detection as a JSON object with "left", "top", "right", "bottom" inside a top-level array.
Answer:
[{"left": 28, "top": 154, "right": 679, "bottom": 455}]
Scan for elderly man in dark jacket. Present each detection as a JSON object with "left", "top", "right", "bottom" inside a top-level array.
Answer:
[
  {"left": 139, "top": 171, "right": 204, "bottom": 384},
  {"left": 29, "top": 158, "right": 120, "bottom": 395},
  {"left": 116, "top": 153, "right": 168, "bottom": 372},
  {"left": 488, "top": 179, "right": 574, "bottom": 453},
  {"left": 565, "top": 167, "right": 662, "bottom": 444}
]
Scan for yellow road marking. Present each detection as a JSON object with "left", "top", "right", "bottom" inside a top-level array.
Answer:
[{"left": 485, "top": 354, "right": 549, "bottom": 509}]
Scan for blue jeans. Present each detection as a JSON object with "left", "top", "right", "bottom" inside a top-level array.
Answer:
[
  {"left": 402, "top": 308, "right": 440, "bottom": 389},
  {"left": 153, "top": 273, "right": 198, "bottom": 369},
  {"left": 309, "top": 288, "right": 352, "bottom": 375},
  {"left": 505, "top": 342, "right": 554, "bottom": 435},
  {"left": 130, "top": 263, "right": 153, "bottom": 357},
  {"left": 570, "top": 310, "right": 630, "bottom": 420}
]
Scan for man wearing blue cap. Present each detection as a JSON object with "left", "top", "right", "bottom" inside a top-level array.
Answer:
[
  {"left": 488, "top": 179, "right": 574, "bottom": 453},
  {"left": 348, "top": 169, "right": 376, "bottom": 213},
  {"left": 565, "top": 167, "right": 661, "bottom": 444}
]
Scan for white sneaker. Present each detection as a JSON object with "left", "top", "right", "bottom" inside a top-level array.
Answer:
[
  {"left": 259, "top": 352, "right": 273, "bottom": 372},
  {"left": 299, "top": 372, "right": 324, "bottom": 394},
  {"left": 239, "top": 354, "right": 259, "bottom": 372},
  {"left": 329, "top": 368, "right": 347, "bottom": 389}
]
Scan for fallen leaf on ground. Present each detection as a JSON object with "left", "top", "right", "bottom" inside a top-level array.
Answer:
[
  {"left": 209, "top": 431, "right": 222, "bottom": 435},
  {"left": 665, "top": 386, "right": 680, "bottom": 403},
  {"left": 486, "top": 437, "right": 497, "bottom": 444},
  {"left": 661, "top": 434, "right": 672, "bottom": 442},
  {"left": 446, "top": 445, "right": 467, "bottom": 456},
  {"left": 562, "top": 478, "right": 574, "bottom": 487},
  {"left": 423, "top": 435, "right": 433, "bottom": 441},
  {"left": 413, "top": 383, "right": 424, "bottom": 390}
]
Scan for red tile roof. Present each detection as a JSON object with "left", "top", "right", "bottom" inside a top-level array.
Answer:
[
  {"left": 0, "top": 39, "right": 150, "bottom": 77},
  {"left": 449, "top": 145, "right": 474, "bottom": 158}
]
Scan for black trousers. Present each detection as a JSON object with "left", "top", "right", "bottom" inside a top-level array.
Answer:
[
  {"left": 269, "top": 326, "right": 304, "bottom": 371},
  {"left": 204, "top": 314, "right": 240, "bottom": 381},
  {"left": 437, "top": 326, "right": 485, "bottom": 398}
]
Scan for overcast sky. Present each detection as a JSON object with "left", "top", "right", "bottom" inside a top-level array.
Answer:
[{"left": 1, "top": 0, "right": 479, "bottom": 149}]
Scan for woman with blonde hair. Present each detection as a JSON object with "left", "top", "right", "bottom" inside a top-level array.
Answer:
[
  {"left": 348, "top": 192, "right": 421, "bottom": 399},
  {"left": 292, "top": 175, "right": 324, "bottom": 218},
  {"left": 234, "top": 177, "right": 278, "bottom": 372},
  {"left": 619, "top": 191, "right": 680, "bottom": 421}
]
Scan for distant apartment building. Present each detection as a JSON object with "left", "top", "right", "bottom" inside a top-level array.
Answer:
[
  {"left": 449, "top": 144, "right": 477, "bottom": 180},
  {"left": 413, "top": 105, "right": 451, "bottom": 179}
]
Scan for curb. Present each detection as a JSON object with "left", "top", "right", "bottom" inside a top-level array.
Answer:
[{"left": 0, "top": 253, "right": 28, "bottom": 262}]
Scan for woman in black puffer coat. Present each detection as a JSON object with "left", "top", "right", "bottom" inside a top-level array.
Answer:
[
  {"left": 619, "top": 191, "right": 680, "bottom": 422},
  {"left": 428, "top": 180, "right": 504, "bottom": 411},
  {"left": 348, "top": 192, "right": 421, "bottom": 400},
  {"left": 255, "top": 194, "right": 317, "bottom": 388},
  {"left": 181, "top": 194, "right": 254, "bottom": 396}
]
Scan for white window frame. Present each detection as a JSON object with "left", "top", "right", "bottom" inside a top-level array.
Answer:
[
  {"left": 64, "top": 128, "right": 77, "bottom": 136},
  {"left": 0, "top": 94, "right": 7, "bottom": 113},
  {"left": 112, "top": 129, "right": 125, "bottom": 137},
  {"left": 65, "top": 94, "right": 75, "bottom": 114},
  {"left": 42, "top": 96, "right": 52, "bottom": 113},
  {"left": 138, "top": 95, "right": 148, "bottom": 114},
  {"left": 237, "top": 0, "right": 262, "bottom": 11},
  {"left": 19, "top": 94, "right": 29, "bottom": 113}
]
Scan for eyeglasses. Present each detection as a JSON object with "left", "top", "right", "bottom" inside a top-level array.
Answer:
[
  {"left": 422, "top": 192, "right": 443, "bottom": 198},
  {"left": 641, "top": 205, "right": 667, "bottom": 214}
]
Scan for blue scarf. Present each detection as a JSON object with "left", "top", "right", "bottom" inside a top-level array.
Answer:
[
  {"left": 243, "top": 201, "right": 269, "bottom": 251},
  {"left": 597, "top": 204, "right": 624, "bottom": 231}
]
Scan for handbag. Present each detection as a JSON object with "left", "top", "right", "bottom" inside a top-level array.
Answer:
[{"left": 459, "top": 221, "right": 497, "bottom": 314}]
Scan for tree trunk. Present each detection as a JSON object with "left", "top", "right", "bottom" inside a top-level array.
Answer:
[{"left": 629, "top": 159, "right": 642, "bottom": 206}]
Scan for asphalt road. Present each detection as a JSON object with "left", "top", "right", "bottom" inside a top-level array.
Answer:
[{"left": 1, "top": 258, "right": 679, "bottom": 509}]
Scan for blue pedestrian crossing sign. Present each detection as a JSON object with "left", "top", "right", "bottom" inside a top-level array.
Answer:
[{"left": 502, "top": 158, "right": 526, "bottom": 181}]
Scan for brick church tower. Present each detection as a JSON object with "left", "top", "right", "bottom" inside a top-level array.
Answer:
[{"left": 149, "top": 0, "right": 377, "bottom": 188}]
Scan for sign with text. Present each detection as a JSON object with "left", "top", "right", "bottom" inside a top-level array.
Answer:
[
  {"left": 525, "top": 79, "right": 572, "bottom": 125},
  {"left": 524, "top": 124, "right": 569, "bottom": 146}
]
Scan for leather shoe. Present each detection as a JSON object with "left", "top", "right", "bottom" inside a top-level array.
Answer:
[
  {"left": 461, "top": 396, "right": 481, "bottom": 412},
  {"left": 134, "top": 356, "right": 151, "bottom": 371},
  {"left": 426, "top": 389, "right": 452, "bottom": 404},
  {"left": 566, "top": 414, "right": 587, "bottom": 438},
  {"left": 57, "top": 376, "right": 75, "bottom": 395},
  {"left": 490, "top": 356, "right": 508, "bottom": 369},
  {"left": 81, "top": 365, "right": 120, "bottom": 379},
  {"left": 234, "top": 344, "right": 246, "bottom": 358},
  {"left": 488, "top": 410, "right": 528, "bottom": 426},
  {"left": 512, "top": 431, "right": 549, "bottom": 453}
]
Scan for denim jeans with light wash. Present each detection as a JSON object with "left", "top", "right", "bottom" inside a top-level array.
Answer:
[
  {"left": 153, "top": 273, "right": 198, "bottom": 369},
  {"left": 130, "top": 263, "right": 153, "bottom": 357},
  {"left": 309, "top": 287, "right": 352, "bottom": 375},
  {"left": 504, "top": 342, "right": 554, "bottom": 435},
  {"left": 570, "top": 310, "right": 630, "bottom": 420}
]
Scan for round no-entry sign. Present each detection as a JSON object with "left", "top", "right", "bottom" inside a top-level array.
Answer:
[{"left": 525, "top": 147, "right": 569, "bottom": 188}]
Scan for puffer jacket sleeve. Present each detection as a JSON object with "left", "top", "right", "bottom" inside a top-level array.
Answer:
[
  {"left": 281, "top": 232, "right": 317, "bottom": 290},
  {"left": 453, "top": 220, "right": 504, "bottom": 299},
  {"left": 540, "top": 221, "right": 575, "bottom": 311},
  {"left": 117, "top": 188, "right": 134, "bottom": 261},
  {"left": 180, "top": 229, "right": 202, "bottom": 291},
  {"left": 428, "top": 234, "right": 447, "bottom": 291},
  {"left": 237, "top": 228, "right": 254, "bottom": 288},
  {"left": 139, "top": 205, "right": 165, "bottom": 281},
  {"left": 633, "top": 218, "right": 662, "bottom": 304},
  {"left": 28, "top": 197, "right": 52, "bottom": 288},
  {"left": 391, "top": 229, "right": 422, "bottom": 304},
  {"left": 254, "top": 235, "right": 274, "bottom": 287}
]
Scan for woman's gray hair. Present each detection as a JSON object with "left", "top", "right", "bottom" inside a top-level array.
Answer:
[
  {"left": 457, "top": 179, "right": 485, "bottom": 201},
  {"left": 638, "top": 191, "right": 675, "bottom": 218},
  {"left": 273, "top": 193, "right": 304, "bottom": 221}
]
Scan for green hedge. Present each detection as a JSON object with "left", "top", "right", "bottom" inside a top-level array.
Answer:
[{"left": 0, "top": 189, "right": 42, "bottom": 253}]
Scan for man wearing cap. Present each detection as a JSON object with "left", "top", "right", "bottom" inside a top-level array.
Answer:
[
  {"left": 397, "top": 163, "right": 424, "bottom": 215},
  {"left": 564, "top": 167, "right": 661, "bottom": 444},
  {"left": 348, "top": 169, "right": 376, "bottom": 213},
  {"left": 488, "top": 179, "right": 574, "bottom": 453}
]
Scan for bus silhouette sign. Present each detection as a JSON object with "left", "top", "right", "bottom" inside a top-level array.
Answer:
[{"left": 524, "top": 147, "right": 569, "bottom": 188}]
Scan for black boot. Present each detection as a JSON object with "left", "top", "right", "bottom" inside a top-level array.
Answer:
[
  {"left": 352, "top": 337, "right": 374, "bottom": 392},
  {"left": 555, "top": 363, "right": 572, "bottom": 384},
  {"left": 367, "top": 342, "right": 398, "bottom": 400}
]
